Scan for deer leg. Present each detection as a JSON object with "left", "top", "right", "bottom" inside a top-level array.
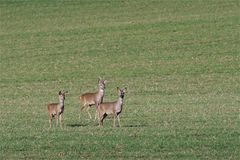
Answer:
[
  {"left": 113, "top": 114, "right": 116, "bottom": 127},
  {"left": 98, "top": 111, "right": 102, "bottom": 127},
  {"left": 79, "top": 104, "right": 86, "bottom": 119},
  {"left": 94, "top": 110, "right": 97, "bottom": 120},
  {"left": 102, "top": 114, "right": 107, "bottom": 126},
  {"left": 59, "top": 114, "right": 63, "bottom": 129},
  {"left": 117, "top": 114, "right": 121, "bottom": 127},
  {"left": 95, "top": 103, "right": 100, "bottom": 121},
  {"left": 99, "top": 115, "right": 102, "bottom": 127},
  {"left": 56, "top": 114, "right": 59, "bottom": 127},
  {"left": 80, "top": 103, "right": 86, "bottom": 111},
  {"left": 99, "top": 113, "right": 107, "bottom": 127},
  {"left": 86, "top": 106, "right": 92, "bottom": 119},
  {"left": 79, "top": 105, "right": 82, "bottom": 119},
  {"left": 94, "top": 110, "right": 99, "bottom": 121},
  {"left": 49, "top": 114, "right": 52, "bottom": 128}
]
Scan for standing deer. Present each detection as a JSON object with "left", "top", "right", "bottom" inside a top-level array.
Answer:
[
  {"left": 98, "top": 87, "right": 127, "bottom": 127},
  {"left": 47, "top": 90, "right": 68, "bottom": 128},
  {"left": 79, "top": 78, "right": 106, "bottom": 119}
]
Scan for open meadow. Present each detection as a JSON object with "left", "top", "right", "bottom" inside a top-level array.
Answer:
[{"left": 0, "top": 0, "right": 239, "bottom": 159}]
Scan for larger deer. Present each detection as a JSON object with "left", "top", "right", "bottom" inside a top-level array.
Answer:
[
  {"left": 47, "top": 90, "right": 68, "bottom": 129},
  {"left": 98, "top": 87, "right": 127, "bottom": 127},
  {"left": 79, "top": 78, "right": 106, "bottom": 119}
]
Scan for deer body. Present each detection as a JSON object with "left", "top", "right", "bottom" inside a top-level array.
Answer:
[
  {"left": 79, "top": 78, "right": 106, "bottom": 119},
  {"left": 98, "top": 87, "right": 126, "bottom": 127},
  {"left": 47, "top": 91, "right": 67, "bottom": 128}
]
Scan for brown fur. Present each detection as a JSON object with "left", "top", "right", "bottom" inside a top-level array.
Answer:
[
  {"left": 47, "top": 91, "right": 67, "bottom": 128},
  {"left": 79, "top": 78, "right": 106, "bottom": 119},
  {"left": 98, "top": 87, "right": 127, "bottom": 127}
]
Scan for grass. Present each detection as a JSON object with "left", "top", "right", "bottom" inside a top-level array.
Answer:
[{"left": 0, "top": 0, "right": 239, "bottom": 159}]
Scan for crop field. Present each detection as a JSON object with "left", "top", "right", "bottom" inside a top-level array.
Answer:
[{"left": 0, "top": 0, "right": 239, "bottom": 159}]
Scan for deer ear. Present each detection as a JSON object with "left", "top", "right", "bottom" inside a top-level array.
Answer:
[{"left": 59, "top": 91, "right": 62, "bottom": 95}]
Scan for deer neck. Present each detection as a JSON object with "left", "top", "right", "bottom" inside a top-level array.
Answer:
[
  {"left": 117, "top": 96, "right": 124, "bottom": 106},
  {"left": 98, "top": 87, "right": 105, "bottom": 97},
  {"left": 115, "top": 96, "right": 124, "bottom": 113},
  {"left": 59, "top": 99, "right": 64, "bottom": 108}
]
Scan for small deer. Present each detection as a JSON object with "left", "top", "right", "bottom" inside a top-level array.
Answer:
[
  {"left": 47, "top": 90, "right": 68, "bottom": 128},
  {"left": 98, "top": 87, "right": 127, "bottom": 127},
  {"left": 79, "top": 78, "right": 107, "bottom": 119}
]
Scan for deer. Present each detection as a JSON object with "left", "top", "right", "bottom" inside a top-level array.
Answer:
[
  {"left": 97, "top": 87, "right": 127, "bottom": 127},
  {"left": 79, "top": 78, "right": 107, "bottom": 120},
  {"left": 47, "top": 90, "right": 68, "bottom": 129}
]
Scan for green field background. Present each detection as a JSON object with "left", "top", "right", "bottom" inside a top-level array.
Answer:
[{"left": 0, "top": 0, "right": 239, "bottom": 159}]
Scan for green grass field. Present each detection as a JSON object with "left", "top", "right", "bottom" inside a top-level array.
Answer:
[{"left": 0, "top": 0, "right": 239, "bottom": 159}]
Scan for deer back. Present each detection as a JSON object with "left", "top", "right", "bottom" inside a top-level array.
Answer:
[{"left": 80, "top": 92, "right": 99, "bottom": 105}]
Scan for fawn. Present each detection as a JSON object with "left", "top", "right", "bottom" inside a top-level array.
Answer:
[
  {"left": 79, "top": 78, "right": 106, "bottom": 119},
  {"left": 47, "top": 90, "right": 67, "bottom": 128},
  {"left": 97, "top": 87, "right": 127, "bottom": 127}
]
